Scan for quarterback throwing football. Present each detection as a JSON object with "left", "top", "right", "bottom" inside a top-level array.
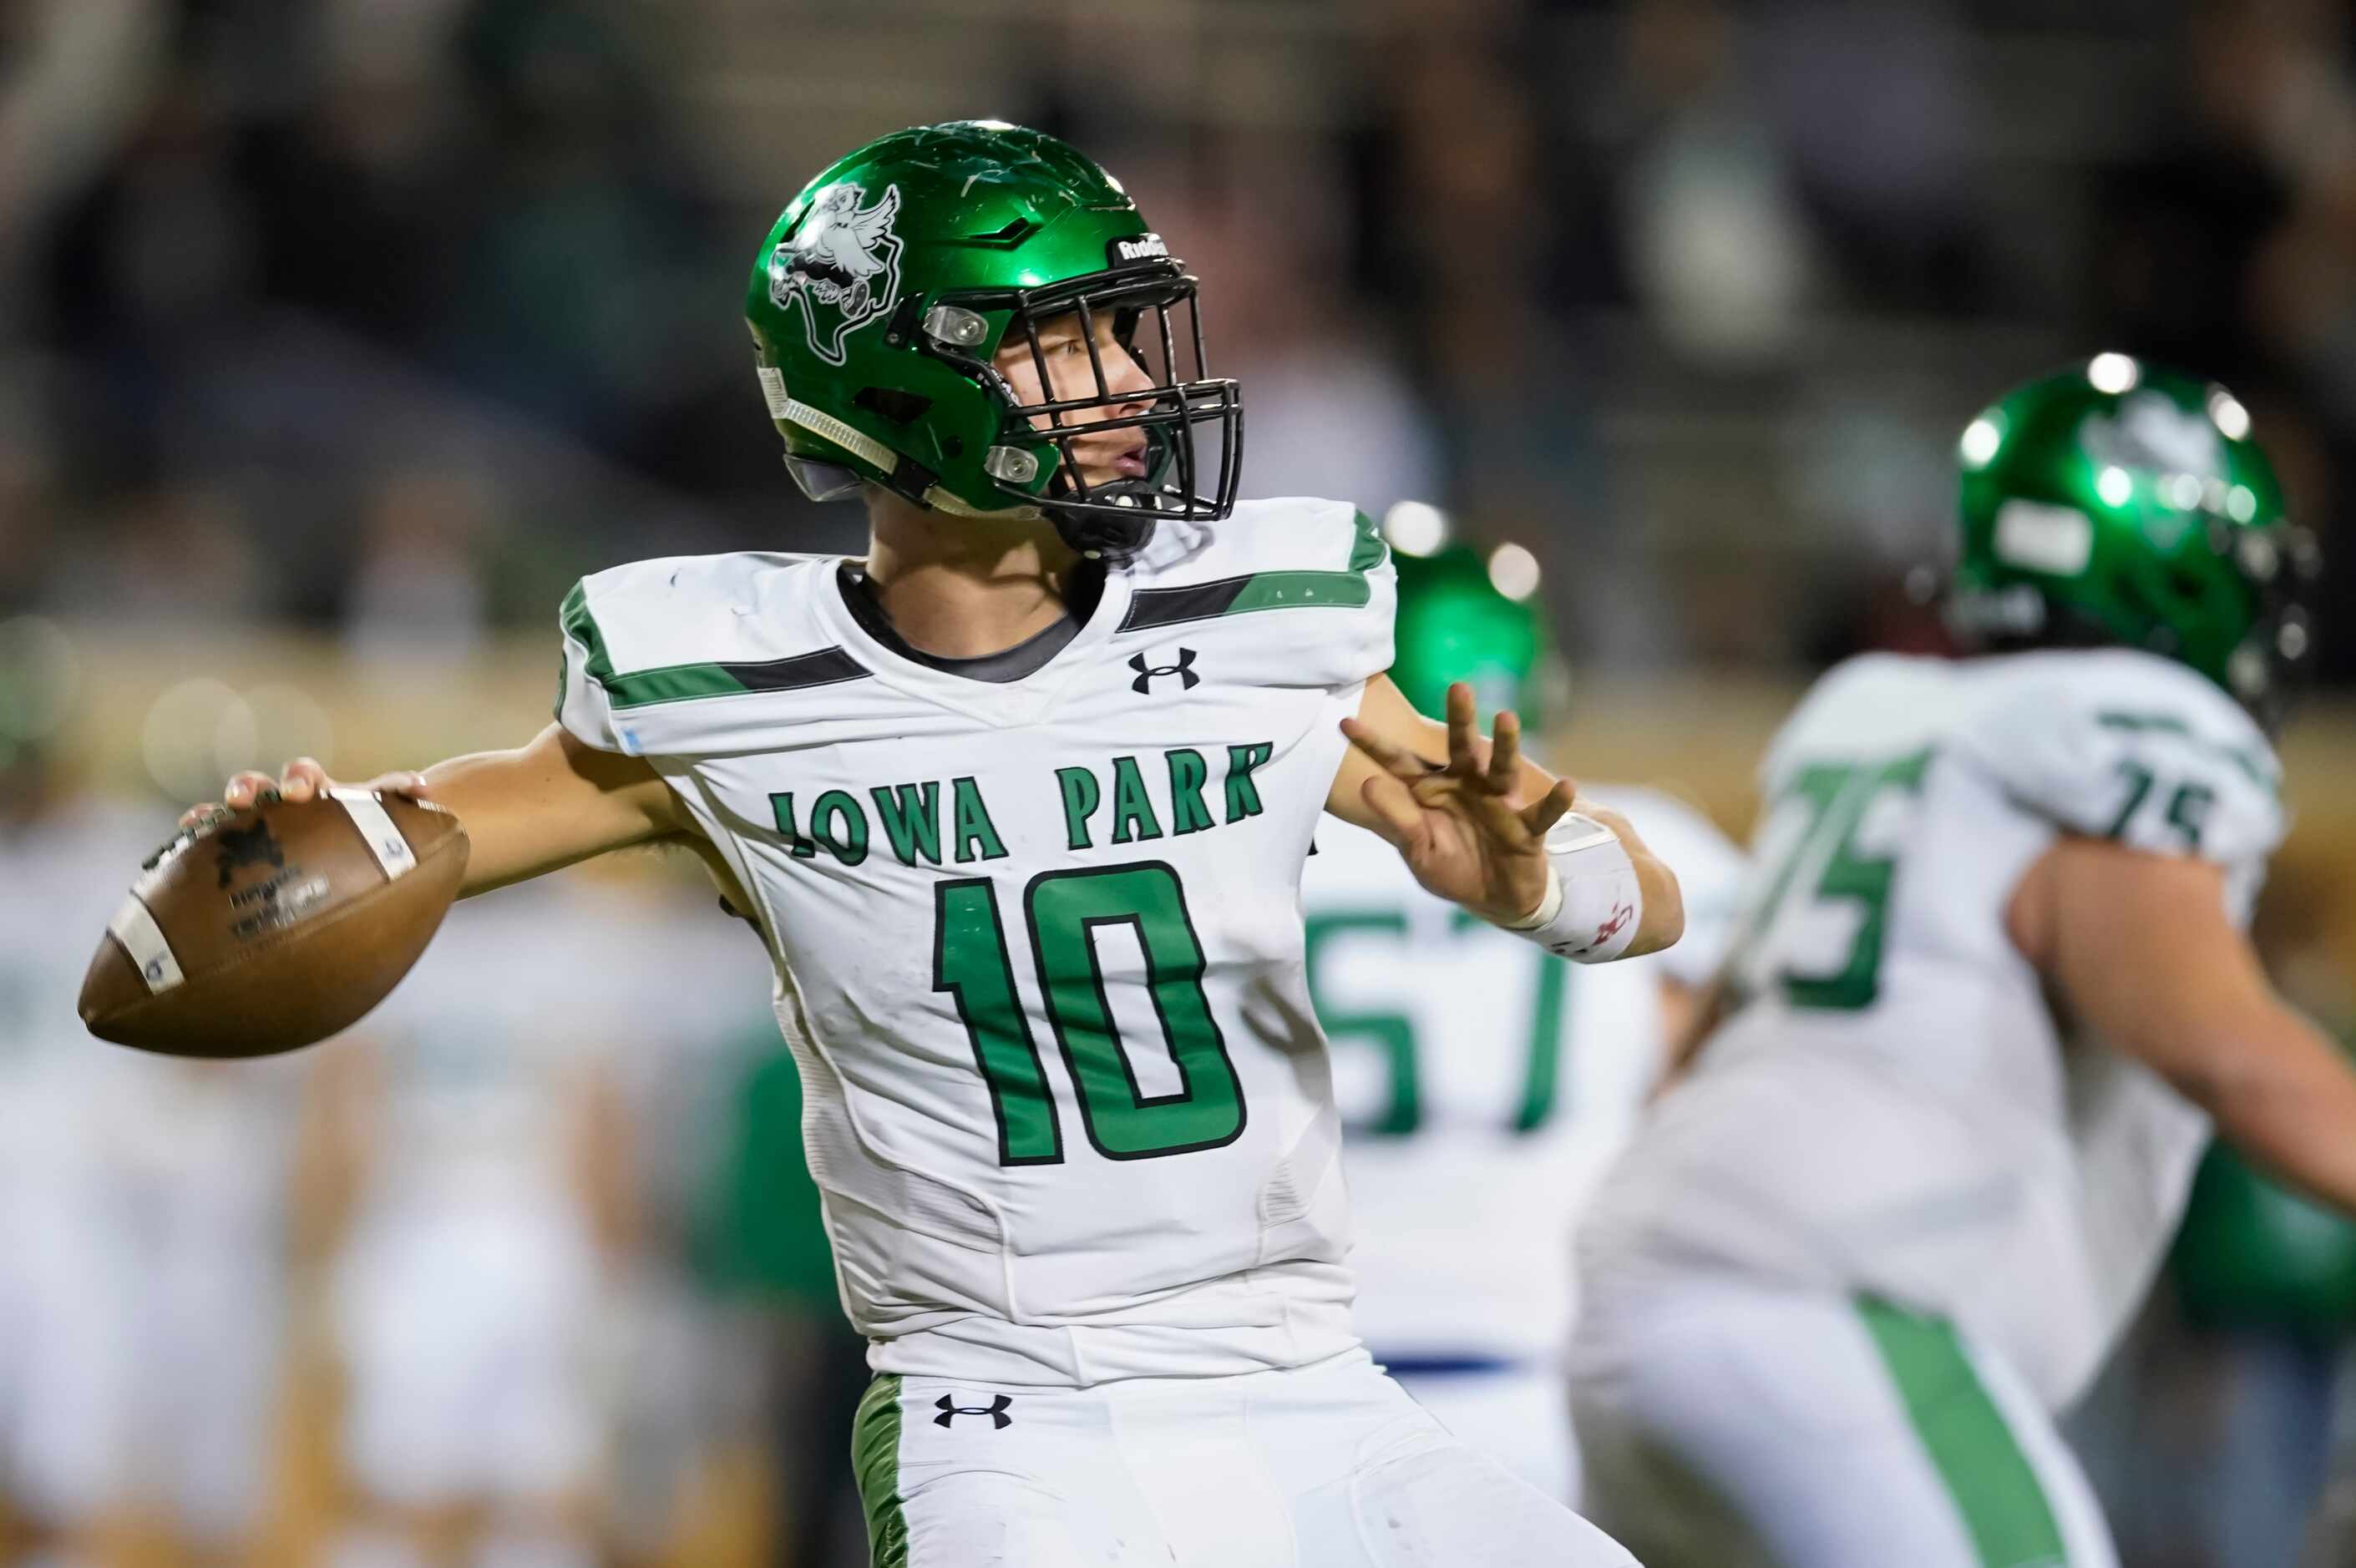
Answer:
[{"left": 193, "top": 122, "right": 1679, "bottom": 1565}]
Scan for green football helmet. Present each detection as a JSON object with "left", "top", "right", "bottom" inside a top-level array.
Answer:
[
  {"left": 1949, "top": 356, "right": 2320, "bottom": 731},
  {"left": 745, "top": 120, "right": 1243, "bottom": 559},
  {"left": 1384, "top": 511, "right": 1564, "bottom": 730}
]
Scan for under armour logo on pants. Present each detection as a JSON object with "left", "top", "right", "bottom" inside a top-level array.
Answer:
[{"left": 935, "top": 1393, "right": 1014, "bottom": 1429}]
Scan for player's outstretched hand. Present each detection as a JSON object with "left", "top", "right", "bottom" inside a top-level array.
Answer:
[
  {"left": 178, "top": 758, "right": 432, "bottom": 831},
  {"left": 1339, "top": 682, "right": 1577, "bottom": 925}
]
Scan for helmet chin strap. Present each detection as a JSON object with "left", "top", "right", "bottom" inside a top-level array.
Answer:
[{"left": 1045, "top": 483, "right": 1166, "bottom": 564}]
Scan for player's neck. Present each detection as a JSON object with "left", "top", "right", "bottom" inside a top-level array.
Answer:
[{"left": 860, "top": 492, "right": 1088, "bottom": 660}]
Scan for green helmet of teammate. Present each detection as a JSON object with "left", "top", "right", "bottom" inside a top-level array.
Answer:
[
  {"left": 1949, "top": 357, "right": 2320, "bottom": 731},
  {"left": 744, "top": 120, "right": 1243, "bottom": 559},
  {"left": 1385, "top": 516, "right": 1563, "bottom": 730}
]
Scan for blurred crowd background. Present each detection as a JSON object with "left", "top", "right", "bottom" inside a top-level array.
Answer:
[{"left": 6, "top": 0, "right": 2356, "bottom": 1564}]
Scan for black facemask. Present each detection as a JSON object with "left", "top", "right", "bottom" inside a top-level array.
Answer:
[{"left": 920, "top": 260, "right": 1244, "bottom": 562}]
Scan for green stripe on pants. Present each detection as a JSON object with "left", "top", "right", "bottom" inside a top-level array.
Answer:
[
  {"left": 1857, "top": 1297, "right": 2068, "bottom": 1567},
  {"left": 854, "top": 1373, "right": 909, "bottom": 1567}
]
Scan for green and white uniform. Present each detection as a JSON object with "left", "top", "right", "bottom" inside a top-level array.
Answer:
[
  {"left": 557, "top": 498, "right": 1636, "bottom": 1566},
  {"left": 1570, "top": 647, "right": 2286, "bottom": 1567},
  {"left": 1305, "top": 787, "right": 1745, "bottom": 1501}
]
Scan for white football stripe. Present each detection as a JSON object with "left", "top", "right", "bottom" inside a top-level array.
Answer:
[
  {"left": 332, "top": 789, "right": 418, "bottom": 881},
  {"left": 109, "top": 894, "right": 185, "bottom": 994}
]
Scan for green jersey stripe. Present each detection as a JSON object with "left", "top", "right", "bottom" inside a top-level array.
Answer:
[
  {"left": 854, "top": 1373, "right": 910, "bottom": 1568},
  {"left": 1857, "top": 1297, "right": 2069, "bottom": 1567},
  {"left": 1118, "top": 508, "right": 1387, "bottom": 632},
  {"left": 598, "top": 646, "right": 869, "bottom": 710},
  {"left": 1347, "top": 507, "right": 1389, "bottom": 573},
  {"left": 562, "top": 582, "right": 869, "bottom": 709},
  {"left": 1119, "top": 569, "right": 1373, "bottom": 631},
  {"left": 560, "top": 582, "right": 617, "bottom": 686}
]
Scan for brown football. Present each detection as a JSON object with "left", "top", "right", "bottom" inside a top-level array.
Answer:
[{"left": 79, "top": 792, "right": 469, "bottom": 1058}]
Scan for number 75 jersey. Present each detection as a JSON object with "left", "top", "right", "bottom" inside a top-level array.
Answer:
[
  {"left": 555, "top": 501, "right": 1395, "bottom": 1387},
  {"left": 1583, "top": 647, "right": 2287, "bottom": 1410}
]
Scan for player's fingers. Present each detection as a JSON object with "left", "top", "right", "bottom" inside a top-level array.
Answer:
[
  {"left": 277, "top": 756, "right": 329, "bottom": 804},
  {"left": 1357, "top": 774, "right": 1431, "bottom": 857},
  {"left": 362, "top": 769, "right": 431, "bottom": 801},
  {"left": 1485, "top": 709, "right": 1523, "bottom": 794},
  {"left": 221, "top": 770, "right": 279, "bottom": 808},
  {"left": 1522, "top": 779, "right": 1578, "bottom": 837},
  {"left": 1340, "top": 717, "right": 1442, "bottom": 784},
  {"left": 1444, "top": 683, "right": 1482, "bottom": 776},
  {"left": 178, "top": 802, "right": 220, "bottom": 830}
]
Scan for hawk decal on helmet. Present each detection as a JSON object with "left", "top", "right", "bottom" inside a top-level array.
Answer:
[
  {"left": 768, "top": 181, "right": 904, "bottom": 365},
  {"left": 2078, "top": 391, "right": 2227, "bottom": 484},
  {"left": 1948, "top": 357, "right": 2322, "bottom": 733}
]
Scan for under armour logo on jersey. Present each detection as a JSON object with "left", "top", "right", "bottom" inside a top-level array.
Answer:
[
  {"left": 1129, "top": 647, "right": 1200, "bottom": 695},
  {"left": 934, "top": 1393, "right": 1013, "bottom": 1429}
]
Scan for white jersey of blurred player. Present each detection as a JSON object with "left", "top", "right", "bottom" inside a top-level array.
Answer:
[
  {"left": 554, "top": 502, "right": 1639, "bottom": 1565},
  {"left": 98, "top": 1050, "right": 301, "bottom": 1553},
  {"left": 327, "top": 887, "right": 632, "bottom": 1528},
  {"left": 0, "top": 802, "right": 150, "bottom": 1540},
  {"left": 1572, "top": 649, "right": 2283, "bottom": 1566},
  {"left": 1305, "top": 786, "right": 1744, "bottom": 1500},
  {"left": 0, "top": 800, "right": 294, "bottom": 1557},
  {"left": 326, "top": 873, "right": 769, "bottom": 1568}
]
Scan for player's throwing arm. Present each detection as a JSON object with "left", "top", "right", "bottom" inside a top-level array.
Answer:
[
  {"left": 78, "top": 726, "right": 699, "bottom": 1059},
  {"left": 192, "top": 721, "right": 689, "bottom": 898}
]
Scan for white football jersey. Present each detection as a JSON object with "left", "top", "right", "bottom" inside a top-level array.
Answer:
[
  {"left": 1583, "top": 649, "right": 2285, "bottom": 1409},
  {"left": 349, "top": 883, "right": 708, "bottom": 1214},
  {"left": 1305, "top": 787, "right": 1745, "bottom": 1366},
  {"left": 556, "top": 498, "right": 1395, "bottom": 1386}
]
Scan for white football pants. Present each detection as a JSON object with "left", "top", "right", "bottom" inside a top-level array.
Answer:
[
  {"left": 854, "top": 1348, "right": 1636, "bottom": 1566},
  {"left": 1386, "top": 1363, "right": 1578, "bottom": 1505},
  {"left": 1568, "top": 1273, "right": 2115, "bottom": 1567}
]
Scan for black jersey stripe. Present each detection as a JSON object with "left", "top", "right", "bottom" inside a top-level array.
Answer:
[
  {"left": 600, "top": 645, "right": 871, "bottom": 710},
  {"left": 1117, "top": 574, "right": 1253, "bottom": 631}
]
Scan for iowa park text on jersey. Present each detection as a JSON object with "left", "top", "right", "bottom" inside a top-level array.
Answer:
[{"left": 765, "top": 743, "right": 1282, "bottom": 870}]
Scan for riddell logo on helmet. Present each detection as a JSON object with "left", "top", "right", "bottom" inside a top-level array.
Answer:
[
  {"left": 768, "top": 181, "right": 905, "bottom": 366},
  {"left": 1109, "top": 233, "right": 1170, "bottom": 266}
]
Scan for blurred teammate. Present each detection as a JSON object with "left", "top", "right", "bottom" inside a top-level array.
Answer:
[
  {"left": 1303, "top": 528, "right": 1744, "bottom": 1500},
  {"left": 190, "top": 121, "right": 1684, "bottom": 1565},
  {"left": 314, "top": 888, "right": 636, "bottom": 1568},
  {"left": 1571, "top": 360, "right": 2338, "bottom": 1565},
  {"left": 98, "top": 1053, "right": 299, "bottom": 1565},
  {"left": 1, "top": 626, "right": 304, "bottom": 1565},
  {"left": 0, "top": 632, "right": 147, "bottom": 1568}
]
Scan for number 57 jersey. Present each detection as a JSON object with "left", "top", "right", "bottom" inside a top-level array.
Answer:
[
  {"left": 1581, "top": 647, "right": 2287, "bottom": 1411},
  {"left": 556, "top": 501, "right": 1395, "bottom": 1387}
]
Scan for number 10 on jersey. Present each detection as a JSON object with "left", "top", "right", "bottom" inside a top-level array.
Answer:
[{"left": 933, "top": 862, "right": 1247, "bottom": 1164}]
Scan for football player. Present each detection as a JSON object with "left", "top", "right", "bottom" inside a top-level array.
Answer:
[
  {"left": 0, "top": 625, "right": 307, "bottom": 1568},
  {"left": 97, "top": 1050, "right": 299, "bottom": 1567},
  {"left": 1568, "top": 359, "right": 2338, "bottom": 1565},
  {"left": 310, "top": 888, "right": 634, "bottom": 1568},
  {"left": 0, "top": 639, "right": 145, "bottom": 1568},
  {"left": 190, "top": 122, "right": 1681, "bottom": 1565},
  {"left": 1302, "top": 528, "right": 1745, "bottom": 1502}
]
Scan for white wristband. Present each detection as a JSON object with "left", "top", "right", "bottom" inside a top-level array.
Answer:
[{"left": 1498, "top": 812, "right": 1643, "bottom": 964}]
